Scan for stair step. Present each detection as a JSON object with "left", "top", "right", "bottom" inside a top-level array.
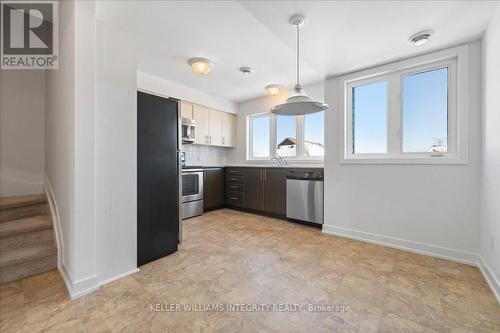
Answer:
[
  {"left": 0, "top": 201, "right": 49, "bottom": 223},
  {"left": 0, "top": 228, "right": 54, "bottom": 253},
  {"left": 0, "top": 215, "right": 52, "bottom": 238},
  {"left": 0, "top": 195, "right": 47, "bottom": 210},
  {"left": 0, "top": 253, "right": 57, "bottom": 285},
  {"left": 0, "top": 244, "right": 57, "bottom": 268}
]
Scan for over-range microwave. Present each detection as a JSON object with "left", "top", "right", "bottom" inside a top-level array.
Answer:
[{"left": 181, "top": 118, "right": 196, "bottom": 143}]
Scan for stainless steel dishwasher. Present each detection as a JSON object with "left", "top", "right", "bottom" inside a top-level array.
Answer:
[{"left": 286, "top": 169, "right": 324, "bottom": 225}]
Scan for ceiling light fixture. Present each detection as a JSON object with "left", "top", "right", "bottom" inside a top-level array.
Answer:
[
  {"left": 271, "top": 14, "right": 328, "bottom": 116},
  {"left": 410, "top": 30, "right": 433, "bottom": 46},
  {"left": 265, "top": 84, "right": 283, "bottom": 96},
  {"left": 189, "top": 58, "right": 214, "bottom": 76},
  {"left": 239, "top": 66, "right": 253, "bottom": 75}
]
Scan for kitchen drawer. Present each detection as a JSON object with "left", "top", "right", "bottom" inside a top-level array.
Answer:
[
  {"left": 225, "top": 175, "right": 245, "bottom": 184},
  {"left": 226, "top": 183, "right": 245, "bottom": 192},
  {"left": 225, "top": 168, "right": 245, "bottom": 176},
  {"left": 226, "top": 191, "right": 245, "bottom": 207}
]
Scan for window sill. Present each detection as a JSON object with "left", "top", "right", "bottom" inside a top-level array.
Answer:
[
  {"left": 339, "top": 155, "right": 467, "bottom": 165},
  {"left": 245, "top": 159, "right": 324, "bottom": 166}
]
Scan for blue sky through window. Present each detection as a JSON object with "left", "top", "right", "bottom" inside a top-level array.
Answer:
[
  {"left": 304, "top": 111, "right": 325, "bottom": 157},
  {"left": 251, "top": 116, "right": 270, "bottom": 157},
  {"left": 353, "top": 81, "right": 387, "bottom": 154},
  {"left": 276, "top": 115, "right": 296, "bottom": 156},
  {"left": 304, "top": 111, "right": 324, "bottom": 145},
  {"left": 403, "top": 67, "right": 448, "bottom": 153},
  {"left": 276, "top": 115, "right": 296, "bottom": 144}
]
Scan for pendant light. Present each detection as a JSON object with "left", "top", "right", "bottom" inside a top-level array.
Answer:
[{"left": 271, "top": 15, "right": 328, "bottom": 116}]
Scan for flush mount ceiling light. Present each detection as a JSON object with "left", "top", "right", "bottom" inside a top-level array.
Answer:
[
  {"left": 239, "top": 66, "right": 253, "bottom": 75},
  {"left": 189, "top": 58, "right": 213, "bottom": 76},
  {"left": 265, "top": 84, "right": 284, "bottom": 96},
  {"left": 410, "top": 30, "right": 433, "bottom": 46},
  {"left": 271, "top": 14, "right": 328, "bottom": 116}
]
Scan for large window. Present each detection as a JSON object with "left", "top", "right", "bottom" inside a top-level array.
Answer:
[
  {"left": 248, "top": 111, "right": 324, "bottom": 160},
  {"left": 340, "top": 45, "right": 467, "bottom": 164}
]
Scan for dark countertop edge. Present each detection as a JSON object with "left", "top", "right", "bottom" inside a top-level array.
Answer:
[{"left": 184, "top": 165, "right": 324, "bottom": 170}]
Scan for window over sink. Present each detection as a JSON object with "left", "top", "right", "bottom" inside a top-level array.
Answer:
[{"left": 247, "top": 111, "right": 324, "bottom": 161}]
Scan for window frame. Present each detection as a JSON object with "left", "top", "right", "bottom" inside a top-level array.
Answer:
[
  {"left": 247, "top": 113, "right": 324, "bottom": 162},
  {"left": 339, "top": 44, "right": 468, "bottom": 164},
  {"left": 346, "top": 74, "right": 390, "bottom": 157}
]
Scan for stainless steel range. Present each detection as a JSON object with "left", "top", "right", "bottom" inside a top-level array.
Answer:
[{"left": 181, "top": 168, "right": 203, "bottom": 219}]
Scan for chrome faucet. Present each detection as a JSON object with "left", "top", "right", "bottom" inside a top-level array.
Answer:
[{"left": 271, "top": 154, "right": 287, "bottom": 167}]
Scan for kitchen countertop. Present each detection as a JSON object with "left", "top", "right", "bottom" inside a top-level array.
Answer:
[{"left": 183, "top": 164, "right": 324, "bottom": 169}]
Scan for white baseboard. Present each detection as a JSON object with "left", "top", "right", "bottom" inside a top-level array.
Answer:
[
  {"left": 59, "top": 265, "right": 139, "bottom": 299},
  {"left": 0, "top": 167, "right": 43, "bottom": 196},
  {"left": 478, "top": 256, "right": 500, "bottom": 304},
  {"left": 98, "top": 268, "right": 140, "bottom": 287},
  {"left": 59, "top": 262, "right": 99, "bottom": 299},
  {"left": 44, "top": 175, "right": 140, "bottom": 299},
  {"left": 322, "top": 224, "right": 479, "bottom": 265}
]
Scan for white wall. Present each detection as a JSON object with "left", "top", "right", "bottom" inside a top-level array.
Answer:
[
  {"left": 137, "top": 71, "right": 239, "bottom": 114},
  {"left": 322, "top": 41, "right": 482, "bottom": 263},
  {"left": 45, "top": 0, "right": 76, "bottom": 282},
  {"left": 45, "top": 1, "right": 139, "bottom": 297},
  {"left": 480, "top": 3, "right": 500, "bottom": 300},
  {"left": 95, "top": 20, "right": 138, "bottom": 284},
  {"left": 233, "top": 83, "right": 324, "bottom": 164},
  {"left": 0, "top": 70, "right": 45, "bottom": 196},
  {"left": 45, "top": 0, "right": 98, "bottom": 297}
]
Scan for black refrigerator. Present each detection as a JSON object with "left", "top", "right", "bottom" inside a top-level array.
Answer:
[{"left": 137, "top": 91, "right": 181, "bottom": 266}]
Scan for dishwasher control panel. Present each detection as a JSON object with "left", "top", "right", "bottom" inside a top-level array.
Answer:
[{"left": 286, "top": 169, "right": 324, "bottom": 181}]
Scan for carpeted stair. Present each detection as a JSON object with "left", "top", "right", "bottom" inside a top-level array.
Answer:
[{"left": 0, "top": 195, "right": 57, "bottom": 285}]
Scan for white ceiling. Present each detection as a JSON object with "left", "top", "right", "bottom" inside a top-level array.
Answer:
[{"left": 96, "top": 0, "right": 498, "bottom": 103}]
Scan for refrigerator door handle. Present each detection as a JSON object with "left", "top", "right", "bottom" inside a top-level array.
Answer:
[
  {"left": 177, "top": 151, "right": 183, "bottom": 244},
  {"left": 177, "top": 110, "right": 183, "bottom": 245}
]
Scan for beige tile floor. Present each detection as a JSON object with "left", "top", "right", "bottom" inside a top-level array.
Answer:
[{"left": 1, "top": 209, "right": 499, "bottom": 332}]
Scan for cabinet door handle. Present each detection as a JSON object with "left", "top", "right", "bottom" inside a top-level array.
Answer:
[
  {"left": 229, "top": 170, "right": 237, "bottom": 174},
  {"left": 230, "top": 197, "right": 238, "bottom": 200},
  {"left": 231, "top": 185, "right": 237, "bottom": 189}
]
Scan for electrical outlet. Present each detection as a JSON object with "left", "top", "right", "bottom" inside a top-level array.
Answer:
[{"left": 491, "top": 236, "right": 495, "bottom": 252}]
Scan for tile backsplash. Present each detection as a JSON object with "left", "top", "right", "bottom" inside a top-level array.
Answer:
[{"left": 182, "top": 144, "right": 234, "bottom": 166}]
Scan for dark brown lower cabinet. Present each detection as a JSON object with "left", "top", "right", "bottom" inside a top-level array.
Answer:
[
  {"left": 263, "top": 169, "right": 286, "bottom": 215},
  {"left": 244, "top": 168, "right": 264, "bottom": 211},
  {"left": 203, "top": 168, "right": 225, "bottom": 211},
  {"left": 243, "top": 168, "right": 286, "bottom": 216}
]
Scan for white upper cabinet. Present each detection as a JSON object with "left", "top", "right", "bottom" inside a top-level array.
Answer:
[
  {"left": 180, "top": 100, "right": 193, "bottom": 119},
  {"left": 183, "top": 100, "right": 236, "bottom": 147},
  {"left": 192, "top": 104, "right": 209, "bottom": 144},
  {"left": 222, "top": 112, "right": 236, "bottom": 147},
  {"left": 208, "top": 109, "right": 223, "bottom": 146}
]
